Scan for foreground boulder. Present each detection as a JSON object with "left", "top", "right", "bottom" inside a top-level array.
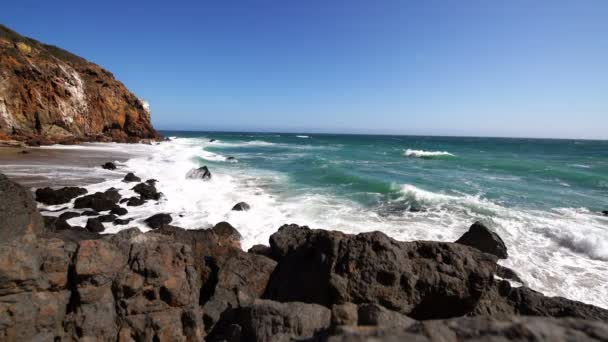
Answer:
[
  {"left": 455, "top": 221, "right": 508, "bottom": 259},
  {"left": 0, "top": 173, "right": 44, "bottom": 242},
  {"left": 232, "top": 202, "right": 251, "bottom": 211},
  {"left": 34, "top": 187, "right": 87, "bottom": 205},
  {"left": 186, "top": 166, "right": 212, "bottom": 180},
  {"left": 264, "top": 224, "right": 498, "bottom": 319},
  {"left": 74, "top": 188, "right": 121, "bottom": 212}
]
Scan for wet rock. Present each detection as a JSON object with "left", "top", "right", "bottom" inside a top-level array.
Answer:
[
  {"left": 146, "top": 179, "right": 158, "bottom": 185},
  {"left": 231, "top": 202, "right": 251, "bottom": 211},
  {"left": 209, "top": 139, "right": 216, "bottom": 143},
  {"left": 144, "top": 213, "right": 172, "bottom": 229},
  {"left": 264, "top": 224, "right": 498, "bottom": 319},
  {"left": 113, "top": 218, "right": 133, "bottom": 226},
  {"left": 186, "top": 166, "right": 211, "bottom": 180},
  {"left": 0, "top": 173, "right": 44, "bottom": 241},
  {"left": 73, "top": 189, "right": 121, "bottom": 212},
  {"left": 101, "top": 162, "right": 117, "bottom": 170},
  {"left": 97, "top": 214, "right": 117, "bottom": 223},
  {"left": 34, "top": 186, "right": 87, "bottom": 205},
  {"left": 227, "top": 156, "right": 237, "bottom": 162},
  {"left": 208, "top": 299, "right": 331, "bottom": 342},
  {"left": 126, "top": 196, "right": 146, "bottom": 206},
  {"left": 58, "top": 211, "right": 80, "bottom": 221},
  {"left": 85, "top": 218, "right": 105, "bottom": 233},
  {"left": 602, "top": 210, "right": 608, "bottom": 216},
  {"left": 122, "top": 172, "right": 141, "bottom": 183},
  {"left": 81, "top": 210, "right": 99, "bottom": 216},
  {"left": 496, "top": 265, "right": 524, "bottom": 284},
  {"left": 456, "top": 221, "right": 508, "bottom": 259},
  {"left": 132, "top": 182, "right": 161, "bottom": 200},
  {"left": 110, "top": 206, "right": 128, "bottom": 216}
]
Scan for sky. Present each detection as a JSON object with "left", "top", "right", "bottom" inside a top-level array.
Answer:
[{"left": 2, "top": 1, "right": 607, "bottom": 139}]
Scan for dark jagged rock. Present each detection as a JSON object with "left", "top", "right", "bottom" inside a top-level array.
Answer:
[
  {"left": 208, "top": 300, "right": 331, "bottom": 342},
  {"left": 132, "top": 182, "right": 161, "bottom": 200},
  {"left": 496, "top": 265, "right": 524, "bottom": 284},
  {"left": 145, "top": 179, "right": 158, "bottom": 185},
  {"left": 110, "top": 206, "right": 128, "bottom": 216},
  {"left": 186, "top": 166, "right": 211, "bottom": 180},
  {"left": 113, "top": 218, "right": 133, "bottom": 225},
  {"left": 122, "top": 172, "right": 141, "bottom": 183},
  {"left": 125, "top": 196, "right": 146, "bottom": 206},
  {"left": 456, "top": 221, "right": 508, "bottom": 259},
  {"left": 97, "top": 214, "right": 117, "bottom": 223},
  {"left": 602, "top": 210, "right": 608, "bottom": 216},
  {"left": 248, "top": 244, "right": 273, "bottom": 258},
  {"left": 34, "top": 186, "right": 87, "bottom": 205},
  {"left": 144, "top": 213, "right": 172, "bottom": 229},
  {"left": 81, "top": 210, "right": 99, "bottom": 216},
  {"left": 264, "top": 224, "right": 498, "bottom": 319},
  {"left": 43, "top": 216, "right": 72, "bottom": 231},
  {"left": 85, "top": 218, "right": 105, "bottom": 233},
  {"left": 232, "top": 202, "right": 251, "bottom": 211},
  {"left": 0, "top": 173, "right": 43, "bottom": 241},
  {"left": 101, "top": 162, "right": 117, "bottom": 170},
  {"left": 58, "top": 211, "right": 80, "bottom": 221},
  {"left": 325, "top": 316, "right": 608, "bottom": 342},
  {"left": 73, "top": 189, "right": 121, "bottom": 212}
]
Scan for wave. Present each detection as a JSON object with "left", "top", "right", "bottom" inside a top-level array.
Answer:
[
  {"left": 296, "top": 135, "right": 310, "bottom": 138},
  {"left": 404, "top": 149, "right": 455, "bottom": 159}
]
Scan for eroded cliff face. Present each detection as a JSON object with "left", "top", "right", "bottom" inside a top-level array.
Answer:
[{"left": 0, "top": 25, "right": 160, "bottom": 144}]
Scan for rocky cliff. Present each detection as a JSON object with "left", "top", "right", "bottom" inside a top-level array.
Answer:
[{"left": 0, "top": 25, "right": 160, "bottom": 145}]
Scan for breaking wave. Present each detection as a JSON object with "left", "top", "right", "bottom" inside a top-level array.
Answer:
[{"left": 404, "top": 149, "right": 455, "bottom": 159}]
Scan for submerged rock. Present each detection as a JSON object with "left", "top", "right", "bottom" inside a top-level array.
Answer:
[
  {"left": 122, "top": 172, "right": 141, "bottom": 183},
  {"left": 231, "top": 202, "right": 251, "bottom": 211},
  {"left": 101, "top": 162, "right": 117, "bottom": 170},
  {"left": 34, "top": 186, "right": 87, "bottom": 205},
  {"left": 113, "top": 218, "right": 133, "bottom": 225},
  {"left": 456, "top": 221, "right": 508, "bottom": 259},
  {"left": 186, "top": 166, "right": 211, "bottom": 180},
  {"left": 144, "top": 213, "right": 172, "bottom": 229}
]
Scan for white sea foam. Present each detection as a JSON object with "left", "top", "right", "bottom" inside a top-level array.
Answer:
[
  {"left": 30, "top": 139, "right": 608, "bottom": 310},
  {"left": 296, "top": 135, "right": 310, "bottom": 138},
  {"left": 404, "top": 149, "right": 454, "bottom": 158}
]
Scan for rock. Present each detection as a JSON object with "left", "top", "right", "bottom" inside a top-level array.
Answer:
[
  {"left": 210, "top": 221, "right": 242, "bottom": 249},
  {"left": 43, "top": 216, "right": 72, "bottom": 231},
  {"left": 110, "top": 206, "right": 128, "bottom": 216},
  {"left": 85, "top": 218, "right": 105, "bottom": 233},
  {"left": 331, "top": 303, "right": 359, "bottom": 326},
  {"left": 113, "top": 218, "right": 133, "bottom": 225},
  {"left": 0, "top": 173, "right": 44, "bottom": 241},
  {"left": 231, "top": 202, "right": 251, "bottom": 211},
  {"left": 209, "top": 139, "right": 216, "bottom": 143},
  {"left": 602, "top": 210, "right": 608, "bottom": 216},
  {"left": 132, "top": 182, "right": 161, "bottom": 200},
  {"left": 58, "top": 211, "right": 80, "bottom": 221},
  {"left": 455, "top": 221, "right": 508, "bottom": 259},
  {"left": 0, "top": 25, "right": 161, "bottom": 144},
  {"left": 20, "top": 150, "right": 29, "bottom": 154},
  {"left": 325, "top": 316, "right": 608, "bottom": 342},
  {"left": 144, "top": 213, "right": 172, "bottom": 229},
  {"left": 264, "top": 224, "right": 498, "bottom": 319},
  {"left": 496, "top": 265, "right": 524, "bottom": 284},
  {"left": 227, "top": 156, "right": 237, "bottom": 162},
  {"left": 73, "top": 189, "right": 121, "bottom": 212},
  {"left": 356, "top": 303, "right": 416, "bottom": 328},
  {"left": 122, "top": 172, "right": 141, "bottom": 183},
  {"left": 34, "top": 186, "right": 87, "bottom": 205},
  {"left": 146, "top": 179, "right": 158, "bottom": 185},
  {"left": 208, "top": 299, "right": 331, "bottom": 342},
  {"left": 186, "top": 166, "right": 211, "bottom": 180},
  {"left": 97, "top": 214, "right": 117, "bottom": 223},
  {"left": 101, "top": 162, "right": 117, "bottom": 170},
  {"left": 248, "top": 244, "right": 273, "bottom": 258},
  {"left": 126, "top": 196, "right": 146, "bottom": 206},
  {"left": 81, "top": 210, "right": 99, "bottom": 216}
]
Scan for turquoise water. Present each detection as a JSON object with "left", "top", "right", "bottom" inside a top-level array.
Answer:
[{"left": 166, "top": 131, "right": 608, "bottom": 213}]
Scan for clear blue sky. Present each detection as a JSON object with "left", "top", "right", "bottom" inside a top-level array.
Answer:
[{"left": 2, "top": 1, "right": 607, "bottom": 139}]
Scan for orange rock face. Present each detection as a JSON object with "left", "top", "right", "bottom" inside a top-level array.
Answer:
[{"left": 0, "top": 25, "right": 161, "bottom": 145}]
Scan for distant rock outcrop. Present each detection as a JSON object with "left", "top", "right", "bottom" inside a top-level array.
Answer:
[{"left": 0, "top": 25, "right": 160, "bottom": 144}]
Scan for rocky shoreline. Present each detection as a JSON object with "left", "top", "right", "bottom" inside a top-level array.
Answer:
[{"left": 1, "top": 170, "right": 608, "bottom": 341}]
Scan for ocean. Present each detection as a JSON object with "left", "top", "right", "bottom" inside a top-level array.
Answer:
[{"left": 6, "top": 132, "right": 608, "bottom": 308}]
